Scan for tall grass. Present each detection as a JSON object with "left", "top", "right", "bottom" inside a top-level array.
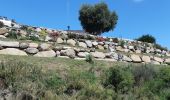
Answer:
[{"left": 0, "top": 59, "right": 170, "bottom": 99}]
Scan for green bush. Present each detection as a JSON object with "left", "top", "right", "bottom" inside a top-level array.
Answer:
[
  {"left": 136, "top": 34, "right": 156, "bottom": 43},
  {"left": 29, "top": 35, "right": 40, "bottom": 41},
  {"left": 103, "top": 66, "right": 134, "bottom": 93},
  {"left": 0, "top": 60, "right": 43, "bottom": 92},
  {"left": 132, "top": 64, "right": 156, "bottom": 86},
  {"left": 67, "top": 32, "right": 77, "bottom": 39},
  {"left": 85, "top": 54, "right": 94, "bottom": 64},
  {"left": 20, "top": 25, "right": 28, "bottom": 31},
  {"left": 6, "top": 31, "right": 18, "bottom": 39}
]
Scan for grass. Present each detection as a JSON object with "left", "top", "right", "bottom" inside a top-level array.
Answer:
[{"left": 0, "top": 54, "right": 170, "bottom": 100}]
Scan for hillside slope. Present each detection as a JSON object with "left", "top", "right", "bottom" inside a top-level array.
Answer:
[{"left": 0, "top": 55, "right": 170, "bottom": 100}]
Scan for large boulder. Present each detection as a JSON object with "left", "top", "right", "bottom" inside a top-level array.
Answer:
[
  {"left": 135, "top": 50, "right": 141, "bottom": 54},
  {"left": 153, "top": 57, "right": 163, "bottom": 63},
  {"left": 122, "top": 55, "right": 132, "bottom": 62},
  {"left": 130, "top": 54, "right": 142, "bottom": 63},
  {"left": 166, "top": 53, "right": 170, "bottom": 57},
  {"left": 77, "top": 52, "right": 89, "bottom": 58},
  {"left": 151, "top": 61, "right": 160, "bottom": 65},
  {"left": 19, "top": 43, "right": 29, "bottom": 49},
  {"left": 0, "top": 35, "right": 6, "bottom": 38},
  {"left": 85, "top": 40, "right": 92, "bottom": 48},
  {"left": 141, "top": 56, "right": 151, "bottom": 63},
  {"left": 98, "top": 45, "right": 104, "bottom": 50},
  {"left": 60, "top": 49, "right": 76, "bottom": 58},
  {"left": 0, "top": 28, "right": 8, "bottom": 35},
  {"left": 116, "top": 46, "right": 124, "bottom": 52},
  {"left": 19, "top": 30, "right": 27, "bottom": 36},
  {"left": 67, "top": 39, "right": 76, "bottom": 46},
  {"left": 92, "top": 41, "right": 98, "bottom": 46},
  {"left": 39, "top": 43, "right": 51, "bottom": 51},
  {"left": 0, "top": 48, "right": 27, "bottom": 56},
  {"left": 165, "top": 58, "right": 170, "bottom": 65},
  {"left": 45, "top": 35, "right": 53, "bottom": 42},
  {"left": 29, "top": 43, "right": 39, "bottom": 48},
  {"left": 34, "top": 50, "right": 56, "bottom": 57},
  {"left": 0, "top": 41, "right": 19, "bottom": 48},
  {"left": 57, "top": 37, "right": 64, "bottom": 44},
  {"left": 25, "top": 48, "right": 39, "bottom": 54},
  {"left": 79, "top": 42, "right": 87, "bottom": 48},
  {"left": 91, "top": 52, "right": 105, "bottom": 59}
]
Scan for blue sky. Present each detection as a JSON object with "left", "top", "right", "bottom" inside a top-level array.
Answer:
[{"left": 0, "top": 0, "right": 170, "bottom": 48}]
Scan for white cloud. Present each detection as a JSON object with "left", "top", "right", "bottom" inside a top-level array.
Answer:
[{"left": 133, "top": 0, "right": 144, "bottom": 3}]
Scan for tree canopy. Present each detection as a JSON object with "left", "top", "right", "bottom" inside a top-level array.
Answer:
[
  {"left": 136, "top": 34, "right": 156, "bottom": 43},
  {"left": 79, "top": 2, "right": 118, "bottom": 35}
]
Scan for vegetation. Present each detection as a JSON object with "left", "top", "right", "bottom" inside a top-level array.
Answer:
[
  {"left": 85, "top": 54, "right": 94, "bottom": 64},
  {"left": 155, "top": 43, "right": 168, "bottom": 51},
  {"left": 0, "top": 21, "right": 4, "bottom": 28},
  {"left": 136, "top": 34, "right": 156, "bottom": 43},
  {"left": 79, "top": 2, "right": 118, "bottom": 35},
  {"left": 6, "top": 31, "right": 18, "bottom": 39},
  {"left": 0, "top": 55, "right": 170, "bottom": 99}
]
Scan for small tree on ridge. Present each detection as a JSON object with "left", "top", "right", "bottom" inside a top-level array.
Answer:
[{"left": 79, "top": 2, "right": 118, "bottom": 35}]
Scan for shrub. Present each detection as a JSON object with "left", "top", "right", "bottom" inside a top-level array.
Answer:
[
  {"left": 155, "top": 43, "right": 168, "bottom": 51},
  {"left": 67, "top": 32, "right": 77, "bottom": 39},
  {"left": 132, "top": 64, "right": 156, "bottom": 86},
  {"left": 118, "top": 40, "right": 125, "bottom": 48},
  {"left": 29, "top": 35, "right": 40, "bottom": 41},
  {"left": 85, "top": 54, "right": 94, "bottom": 64},
  {"left": 20, "top": 25, "right": 29, "bottom": 30},
  {"left": 103, "top": 66, "right": 134, "bottom": 93},
  {"left": 65, "top": 70, "right": 97, "bottom": 96},
  {"left": 0, "top": 60, "right": 43, "bottom": 92},
  {"left": 6, "top": 31, "right": 18, "bottom": 39},
  {"left": 157, "top": 67, "right": 170, "bottom": 87},
  {"left": 0, "top": 21, "right": 4, "bottom": 28},
  {"left": 136, "top": 34, "right": 156, "bottom": 43}
]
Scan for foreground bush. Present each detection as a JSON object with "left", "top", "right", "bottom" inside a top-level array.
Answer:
[{"left": 103, "top": 66, "right": 134, "bottom": 93}]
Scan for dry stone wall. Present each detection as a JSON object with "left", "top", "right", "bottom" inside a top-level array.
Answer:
[{"left": 0, "top": 26, "right": 170, "bottom": 65}]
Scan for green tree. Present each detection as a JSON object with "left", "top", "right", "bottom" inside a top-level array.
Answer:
[
  {"left": 136, "top": 34, "right": 156, "bottom": 43},
  {"left": 79, "top": 2, "right": 118, "bottom": 35}
]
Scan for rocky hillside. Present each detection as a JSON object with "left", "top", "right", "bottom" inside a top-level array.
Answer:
[{"left": 0, "top": 19, "right": 170, "bottom": 65}]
